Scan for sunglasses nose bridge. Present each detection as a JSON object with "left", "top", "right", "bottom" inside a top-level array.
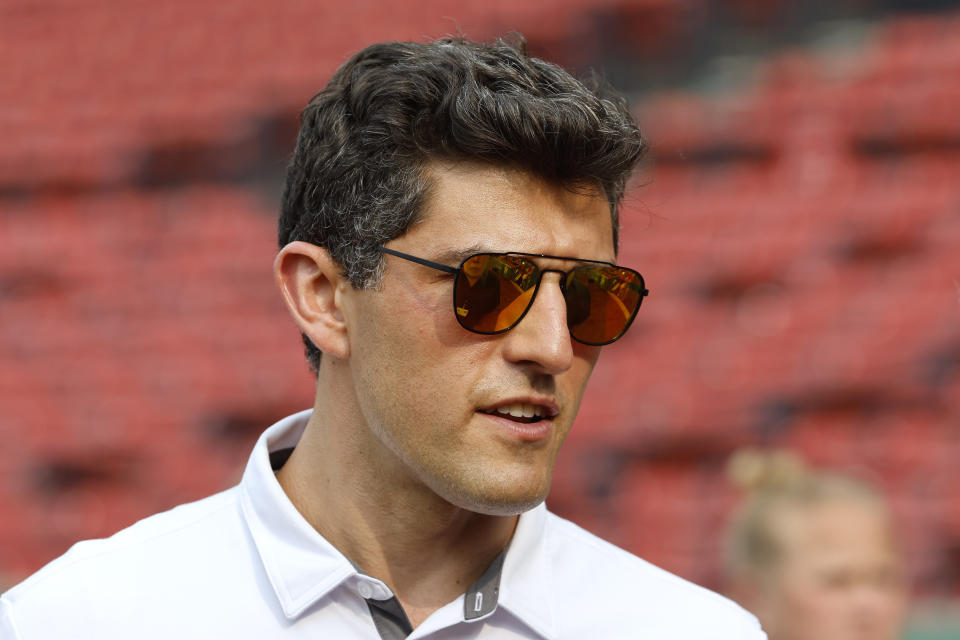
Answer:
[
  {"left": 538, "top": 267, "right": 567, "bottom": 284},
  {"left": 532, "top": 268, "right": 568, "bottom": 301}
]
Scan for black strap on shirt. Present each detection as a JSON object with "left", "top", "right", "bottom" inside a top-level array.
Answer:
[
  {"left": 463, "top": 549, "right": 504, "bottom": 621},
  {"left": 362, "top": 549, "right": 507, "bottom": 639},
  {"left": 367, "top": 596, "right": 415, "bottom": 640}
]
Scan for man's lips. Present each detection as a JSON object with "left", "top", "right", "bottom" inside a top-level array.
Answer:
[{"left": 477, "top": 400, "right": 559, "bottom": 424}]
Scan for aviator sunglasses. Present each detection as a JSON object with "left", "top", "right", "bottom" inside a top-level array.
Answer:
[{"left": 380, "top": 247, "right": 649, "bottom": 346}]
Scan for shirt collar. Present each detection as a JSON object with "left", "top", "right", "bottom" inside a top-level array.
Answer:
[
  {"left": 239, "top": 409, "right": 359, "bottom": 619},
  {"left": 239, "top": 409, "right": 557, "bottom": 636},
  {"left": 498, "top": 502, "right": 558, "bottom": 639}
]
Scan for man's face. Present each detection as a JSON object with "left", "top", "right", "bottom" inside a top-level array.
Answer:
[
  {"left": 340, "top": 162, "right": 614, "bottom": 515},
  {"left": 761, "top": 501, "right": 908, "bottom": 640}
]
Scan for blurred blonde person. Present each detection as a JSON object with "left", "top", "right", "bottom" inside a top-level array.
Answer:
[{"left": 724, "top": 449, "right": 908, "bottom": 640}]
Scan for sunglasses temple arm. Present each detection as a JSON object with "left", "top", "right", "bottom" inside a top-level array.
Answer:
[{"left": 379, "top": 247, "right": 459, "bottom": 275}]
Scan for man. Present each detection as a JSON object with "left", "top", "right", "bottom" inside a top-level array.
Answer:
[{"left": 1, "top": 36, "right": 766, "bottom": 638}]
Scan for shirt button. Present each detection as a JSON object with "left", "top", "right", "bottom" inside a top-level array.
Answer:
[{"left": 358, "top": 582, "right": 374, "bottom": 599}]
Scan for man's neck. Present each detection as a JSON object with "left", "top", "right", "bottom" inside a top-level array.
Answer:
[{"left": 275, "top": 385, "right": 518, "bottom": 628}]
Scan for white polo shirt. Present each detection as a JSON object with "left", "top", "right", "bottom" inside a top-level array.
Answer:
[{"left": 1, "top": 410, "right": 765, "bottom": 639}]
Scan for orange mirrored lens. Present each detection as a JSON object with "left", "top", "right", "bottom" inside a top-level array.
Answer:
[
  {"left": 565, "top": 266, "right": 644, "bottom": 344},
  {"left": 454, "top": 254, "right": 537, "bottom": 333}
]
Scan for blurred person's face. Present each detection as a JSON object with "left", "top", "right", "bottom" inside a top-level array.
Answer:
[
  {"left": 461, "top": 253, "right": 489, "bottom": 281},
  {"left": 757, "top": 500, "right": 908, "bottom": 640}
]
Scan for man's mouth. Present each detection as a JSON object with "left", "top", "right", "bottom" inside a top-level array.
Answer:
[{"left": 479, "top": 403, "right": 554, "bottom": 424}]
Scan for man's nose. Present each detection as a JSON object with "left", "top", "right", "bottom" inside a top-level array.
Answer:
[{"left": 500, "top": 273, "right": 575, "bottom": 375}]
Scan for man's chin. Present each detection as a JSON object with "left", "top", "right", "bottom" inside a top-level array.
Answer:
[{"left": 441, "top": 483, "right": 550, "bottom": 517}]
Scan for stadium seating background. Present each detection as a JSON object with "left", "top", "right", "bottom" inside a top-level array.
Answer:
[{"left": 2, "top": 0, "right": 959, "bottom": 633}]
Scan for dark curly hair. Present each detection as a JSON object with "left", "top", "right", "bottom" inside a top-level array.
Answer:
[{"left": 279, "top": 35, "right": 647, "bottom": 374}]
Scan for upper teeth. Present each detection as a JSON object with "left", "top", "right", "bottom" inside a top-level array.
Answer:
[{"left": 496, "top": 403, "right": 544, "bottom": 419}]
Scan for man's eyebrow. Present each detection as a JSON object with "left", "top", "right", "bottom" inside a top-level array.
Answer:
[
  {"left": 432, "top": 245, "right": 620, "bottom": 267},
  {"left": 432, "top": 244, "right": 492, "bottom": 266}
]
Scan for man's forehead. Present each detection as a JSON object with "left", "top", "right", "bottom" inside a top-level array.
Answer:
[
  {"left": 434, "top": 160, "right": 605, "bottom": 198},
  {"left": 407, "top": 161, "right": 616, "bottom": 260}
]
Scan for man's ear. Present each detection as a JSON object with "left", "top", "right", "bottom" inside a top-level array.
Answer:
[{"left": 274, "top": 241, "right": 351, "bottom": 360}]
